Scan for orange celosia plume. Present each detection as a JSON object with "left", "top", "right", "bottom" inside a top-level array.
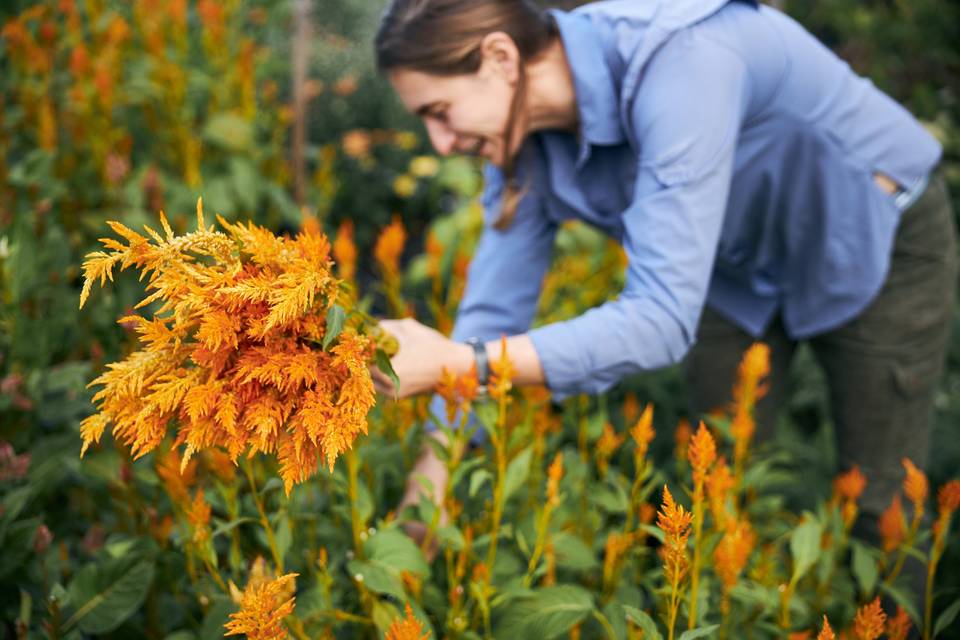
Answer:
[
  {"left": 852, "top": 597, "right": 886, "bottom": 640},
  {"left": 224, "top": 572, "right": 298, "bottom": 640},
  {"left": 78, "top": 201, "right": 378, "bottom": 493}
]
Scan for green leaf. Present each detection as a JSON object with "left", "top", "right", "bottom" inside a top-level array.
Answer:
[
  {"left": 679, "top": 625, "right": 720, "bottom": 640},
  {"left": 552, "top": 532, "right": 598, "bottom": 572},
  {"left": 322, "top": 304, "right": 346, "bottom": 350},
  {"left": 623, "top": 606, "right": 663, "bottom": 640},
  {"left": 200, "top": 597, "right": 236, "bottom": 640},
  {"left": 789, "top": 514, "right": 822, "bottom": 583},
  {"left": 203, "top": 113, "right": 253, "bottom": 151},
  {"left": 470, "top": 469, "right": 492, "bottom": 497},
  {"left": 347, "top": 559, "right": 406, "bottom": 602},
  {"left": 496, "top": 585, "right": 594, "bottom": 639},
  {"left": 364, "top": 527, "right": 429, "bottom": 577},
  {"left": 880, "top": 582, "right": 920, "bottom": 626},
  {"left": 66, "top": 558, "right": 155, "bottom": 634},
  {"left": 850, "top": 541, "right": 879, "bottom": 596},
  {"left": 375, "top": 348, "right": 400, "bottom": 393},
  {"left": 934, "top": 597, "right": 960, "bottom": 638},
  {"left": 503, "top": 447, "right": 533, "bottom": 501}
]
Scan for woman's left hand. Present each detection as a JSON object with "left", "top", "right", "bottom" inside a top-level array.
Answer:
[{"left": 370, "top": 318, "right": 472, "bottom": 399}]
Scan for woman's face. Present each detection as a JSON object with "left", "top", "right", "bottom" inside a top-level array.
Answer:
[{"left": 389, "top": 57, "right": 523, "bottom": 167}]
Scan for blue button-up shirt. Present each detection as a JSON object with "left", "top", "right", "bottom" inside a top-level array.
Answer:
[{"left": 442, "top": 0, "right": 941, "bottom": 402}]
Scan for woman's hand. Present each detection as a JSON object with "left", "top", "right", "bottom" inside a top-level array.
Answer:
[{"left": 371, "top": 318, "right": 472, "bottom": 399}]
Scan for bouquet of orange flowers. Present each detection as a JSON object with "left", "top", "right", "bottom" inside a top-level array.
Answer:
[{"left": 78, "top": 200, "right": 394, "bottom": 492}]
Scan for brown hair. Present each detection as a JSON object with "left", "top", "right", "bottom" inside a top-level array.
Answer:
[{"left": 375, "top": 0, "right": 557, "bottom": 228}]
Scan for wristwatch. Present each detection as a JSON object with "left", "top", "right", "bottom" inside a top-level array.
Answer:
[{"left": 465, "top": 337, "right": 490, "bottom": 395}]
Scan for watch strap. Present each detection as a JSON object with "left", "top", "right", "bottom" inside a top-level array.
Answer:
[{"left": 466, "top": 337, "right": 490, "bottom": 392}]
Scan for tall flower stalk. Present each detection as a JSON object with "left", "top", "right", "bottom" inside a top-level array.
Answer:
[
  {"left": 658, "top": 485, "right": 693, "bottom": 640},
  {"left": 687, "top": 422, "right": 717, "bottom": 629}
]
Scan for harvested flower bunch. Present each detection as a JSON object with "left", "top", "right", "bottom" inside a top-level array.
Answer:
[{"left": 78, "top": 200, "right": 393, "bottom": 492}]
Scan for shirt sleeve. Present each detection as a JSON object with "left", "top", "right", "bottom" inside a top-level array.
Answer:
[
  {"left": 428, "top": 162, "right": 558, "bottom": 430},
  {"left": 528, "top": 33, "right": 751, "bottom": 400}
]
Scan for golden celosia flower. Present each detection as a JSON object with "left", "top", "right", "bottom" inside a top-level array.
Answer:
[
  {"left": 341, "top": 129, "right": 372, "bottom": 160},
  {"left": 674, "top": 418, "right": 692, "bottom": 462},
  {"left": 885, "top": 606, "right": 911, "bottom": 640},
  {"left": 688, "top": 421, "right": 717, "bottom": 485},
  {"left": 78, "top": 201, "right": 377, "bottom": 493},
  {"left": 374, "top": 215, "right": 407, "bottom": 276},
  {"left": 706, "top": 458, "right": 736, "bottom": 529},
  {"left": 623, "top": 393, "right": 640, "bottom": 426},
  {"left": 333, "top": 219, "right": 357, "bottom": 283},
  {"left": 224, "top": 572, "right": 298, "bottom": 640},
  {"left": 409, "top": 155, "right": 440, "bottom": 178},
  {"left": 732, "top": 342, "right": 770, "bottom": 410},
  {"left": 833, "top": 465, "right": 866, "bottom": 502},
  {"left": 816, "top": 616, "right": 835, "bottom": 640},
  {"left": 879, "top": 494, "right": 907, "bottom": 553},
  {"left": 156, "top": 446, "right": 197, "bottom": 505},
  {"left": 657, "top": 484, "right": 693, "bottom": 586},
  {"left": 713, "top": 518, "right": 755, "bottom": 589},
  {"left": 938, "top": 479, "right": 960, "bottom": 514},
  {"left": 901, "top": 458, "right": 928, "bottom": 517},
  {"left": 596, "top": 423, "right": 624, "bottom": 477},
  {"left": 629, "top": 402, "right": 655, "bottom": 463},
  {"left": 852, "top": 597, "right": 886, "bottom": 640},
  {"left": 488, "top": 336, "right": 515, "bottom": 401},
  {"left": 546, "top": 452, "right": 563, "bottom": 507},
  {"left": 186, "top": 489, "right": 211, "bottom": 544},
  {"left": 203, "top": 447, "right": 237, "bottom": 483},
  {"left": 602, "top": 531, "right": 634, "bottom": 586}
]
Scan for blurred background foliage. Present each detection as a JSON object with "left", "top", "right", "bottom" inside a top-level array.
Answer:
[{"left": 0, "top": 0, "right": 958, "bottom": 636}]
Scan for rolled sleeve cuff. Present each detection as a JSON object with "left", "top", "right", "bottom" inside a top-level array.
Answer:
[{"left": 528, "top": 321, "right": 590, "bottom": 401}]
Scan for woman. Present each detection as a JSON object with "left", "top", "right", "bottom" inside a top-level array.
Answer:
[{"left": 370, "top": 0, "right": 956, "bottom": 554}]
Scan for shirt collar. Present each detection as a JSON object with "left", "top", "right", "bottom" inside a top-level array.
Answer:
[{"left": 547, "top": 9, "right": 625, "bottom": 164}]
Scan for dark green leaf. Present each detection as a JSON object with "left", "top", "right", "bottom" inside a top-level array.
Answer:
[
  {"left": 323, "top": 304, "right": 346, "bottom": 350},
  {"left": 66, "top": 558, "right": 155, "bottom": 634},
  {"left": 375, "top": 348, "right": 400, "bottom": 393},
  {"left": 934, "top": 597, "right": 960, "bottom": 638},
  {"left": 679, "top": 625, "right": 720, "bottom": 640},
  {"left": 503, "top": 447, "right": 533, "bottom": 501},
  {"left": 851, "top": 541, "right": 879, "bottom": 597},
  {"left": 496, "top": 585, "right": 594, "bottom": 639},
  {"left": 623, "top": 606, "right": 663, "bottom": 640},
  {"left": 789, "top": 515, "right": 822, "bottom": 583}
]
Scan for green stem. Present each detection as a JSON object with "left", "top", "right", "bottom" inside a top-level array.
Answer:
[
  {"left": 243, "top": 460, "right": 284, "bottom": 571},
  {"left": 345, "top": 448, "right": 366, "bottom": 559},
  {"left": 688, "top": 484, "right": 705, "bottom": 629}
]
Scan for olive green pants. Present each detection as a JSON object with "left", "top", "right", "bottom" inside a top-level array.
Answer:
[{"left": 685, "top": 170, "right": 957, "bottom": 540}]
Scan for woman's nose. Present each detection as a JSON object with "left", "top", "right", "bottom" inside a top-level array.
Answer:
[{"left": 425, "top": 119, "right": 456, "bottom": 156}]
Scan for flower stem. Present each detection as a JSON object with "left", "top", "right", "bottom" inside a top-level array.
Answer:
[{"left": 243, "top": 459, "right": 284, "bottom": 571}]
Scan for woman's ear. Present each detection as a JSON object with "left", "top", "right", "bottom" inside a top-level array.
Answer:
[{"left": 478, "top": 31, "right": 521, "bottom": 84}]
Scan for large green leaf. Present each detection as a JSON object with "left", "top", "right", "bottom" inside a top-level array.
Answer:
[
  {"left": 496, "top": 585, "right": 594, "bottom": 639},
  {"left": 364, "top": 527, "right": 430, "bottom": 577},
  {"left": 679, "top": 625, "right": 720, "bottom": 640},
  {"left": 503, "top": 446, "right": 533, "bottom": 501},
  {"left": 934, "top": 597, "right": 960, "bottom": 638},
  {"left": 203, "top": 113, "right": 253, "bottom": 151},
  {"left": 347, "top": 559, "right": 406, "bottom": 602},
  {"left": 789, "top": 515, "right": 822, "bottom": 583},
  {"left": 66, "top": 557, "right": 155, "bottom": 634},
  {"left": 623, "top": 606, "right": 663, "bottom": 640},
  {"left": 851, "top": 541, "right": 879, "bottom": 596}
]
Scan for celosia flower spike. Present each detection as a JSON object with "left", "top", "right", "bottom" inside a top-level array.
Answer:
[
  {"left": 224, "top": 572, "right": 298, "bottom": 640},
  {"left": 688, "top": 421, "right": 717, "bottom": 484},
  {"left": 901, "top": 458, "right": 928, "bottom": 517},
  {"left": 852, "top": 597, "right": 886, "bottom": 640},
  {"left": 816, "top": 615, "right": 835, "bottom": 640}
]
